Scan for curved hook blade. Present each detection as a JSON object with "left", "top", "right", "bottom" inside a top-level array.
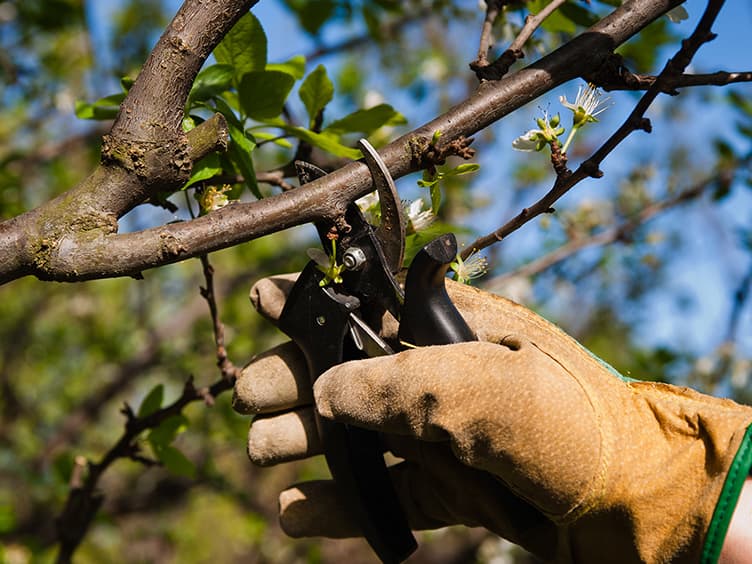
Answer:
[{"left": 358, "top": 139, "right": 406, "bottom": 274}]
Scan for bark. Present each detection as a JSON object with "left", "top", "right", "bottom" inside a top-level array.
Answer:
[{"left": 0, "top": 0, "right": 683, "bottom": 284}]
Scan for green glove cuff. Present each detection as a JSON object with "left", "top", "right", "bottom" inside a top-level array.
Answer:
[{"left": 702, "top": 423, "right": 752, "bottom": 563}]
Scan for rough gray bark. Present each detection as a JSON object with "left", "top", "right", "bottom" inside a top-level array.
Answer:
[{"left": 0, "top": 0, "right": 683, "bottom": 284}]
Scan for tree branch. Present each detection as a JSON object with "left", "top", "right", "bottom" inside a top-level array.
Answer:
[
  {"left": 186, "top": 113, "right": 229, "bottom": 162},
  {"left": 462, "top": 0, "right": 723, "bottom": 259},
  {"left": 586, "top": 49, "right": 752, "bottom": 92},
  {"left": 0, "top": 0, "right": 684, "bottom": 284},
  {"left": 489, "top": 160, "right": 741, "bottom": 285},
  {"left": 199, "top": 255, "right": 240, "bottom": 381},
  {"left": 470, "top": 0, "right": 505, "bottom": 71},
  {"left": 471, "top": 0, "right": 568, "bottom": 81},
  {"left": 55, "top": 375, "right": 234, "bottom": 563}
]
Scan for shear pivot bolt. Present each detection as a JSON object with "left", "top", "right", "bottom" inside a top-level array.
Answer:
[{"left": 343, "top": 247, "right": 367, "bottom": 271}]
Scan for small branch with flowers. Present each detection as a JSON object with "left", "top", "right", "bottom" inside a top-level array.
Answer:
[{"left": 461, "top": 0, "right": 728, "bottom": 261}]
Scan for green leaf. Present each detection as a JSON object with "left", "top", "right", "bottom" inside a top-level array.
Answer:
[
  {"left": 325, "top": 104, "right": 406, "bottom": 135},
  {"left": 266, "top": 55, "right": 306, "bottom": 79},
  {"left": 214, "top": 12, "right": 267, "bottom": 79},
  {"left": 188, "top": 64, "right": 234, "bottom": 104},
  {"left": 155, "top": 445, "right": 196, "bottom": 479},
  {"left": 210, "top": 97, "right": 259, "bottom": 196},
  {"left": 238, "top": 70, "right": 295, "bottom": 120},
  {"left": 430, "top": 183, "right": 442, "bottom": 214},
  {"left": 138, "top": 384, "right": 164, "bottom": 418},
  {"left": 183, "top": 153, "right": 222, "bottom": 189},
  {"left": 286, "top": 127, "right": 362, "bottom": 159},
  {"left": 252, "top": 131, "right": 293, "bottom": 148},
  {"left": 444, "top": 163, "right": 481, "bottom": 176},
  {"left": 120, "top": 76, "right": 135, "bottom": 91},
  {"left": 226, "top": 122, "right": 260, "bottom": 198},
  {"left": 416, "top": 178, "right": 438, "bottom": 188},
  {"left": 74, "top": 93, "right": 124, "bottom": 120},
  {"left": 299, "top": 64, "right": 334, "bottom": 127},
  {"left": 147, "top": 414, "right": 189, "bottom": 448}
]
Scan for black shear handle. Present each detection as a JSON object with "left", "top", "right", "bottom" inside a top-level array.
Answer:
[
  {"left": 277, "top": 262, "right": 417, "bottom": 564},
  {"left": 399, "top": 233, "right": 477, "bottom": 346}
]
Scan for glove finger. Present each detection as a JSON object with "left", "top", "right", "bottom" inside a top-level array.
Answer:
[
  {"left": 248, "top": 407, "right": 322, "bottom": 466},
  {"left": 233, "top": 341, "right": 313, "bottom": 415},
  {"left": 314, "top": 340, "right": 601, "bottom": 517},
  {"left": 279, "top": 442, "right": 554, "bottom": 547},
  {"left": 249, "top": 273, "right": 299, "bottom": 323},
  {"left": 313, "top": 341, "right": 518, "bottom": 442}
]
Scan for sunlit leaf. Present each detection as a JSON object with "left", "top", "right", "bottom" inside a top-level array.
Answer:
[
  {"left": 138, "top": 384, "right": 164, "bottom": 418},
  {"left": 286, "top": 127, "right": 362, "bottom": 159},
  {"left": 182, "top": 153, "right": 222, "bottom": 189},
  {"left": 188, "top": 64, "right": 234, "bottom": 104},
  {"left": 299, "top": 64, "right": 334, "bottom": 127},
  {"left": 228, "top": 123, "right": 260, "bottom": 198},
  {"left": 214, "top": 12, "right": 267, "bottom": 79},
  {"left": 444, "top": 163, "right": 481, "bottom": 176},
  {"left": 325, "top": 104, "right": 406, "bottom": 135},
  {"left": 266, "top": 55, "right": 306, "bottom": 79},
  {"left": 238, "top": 70, "right": 295, "bottom": 120},
  {"left": 252, "top": 131, "right": 293, "bottom": 148}
]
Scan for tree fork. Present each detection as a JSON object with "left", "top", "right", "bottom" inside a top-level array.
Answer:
[{"left": 0, "top": 0, "right": 684, "bottom": 284}]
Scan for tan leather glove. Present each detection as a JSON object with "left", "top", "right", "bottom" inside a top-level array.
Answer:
[{"left": 233, "top": 275, "right": 752, "bottom": 564}]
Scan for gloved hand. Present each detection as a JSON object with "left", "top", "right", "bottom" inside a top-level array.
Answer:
[{"left": 233, "top": 274, "right": 752, "bottom": 564}]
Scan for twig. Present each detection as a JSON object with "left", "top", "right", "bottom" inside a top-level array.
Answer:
[
  {"left": 471, "top": 0, "right": 505, "bottom": 70},
  {"left": 54, "top": 251, "right": 240, "bottom": 562},
  {"left": 471, "top": 0, "right": 568, "bottom": 81},
  {"left": 54, "top": 376, "right": 233, "bottom": 563},
  {"left": 198, "top": 255, "right": 240, "bottom": 381},
  {"left": 462, "top": 0, "right": 725, "bottom": 259},
  {"left": 488, "top": 162, "right": 739, "bottom": 284},
  {"left": 587, "top": 52, "right": 752, "bottom": 93}
]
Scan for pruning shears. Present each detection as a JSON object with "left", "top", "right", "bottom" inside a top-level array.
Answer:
[{"left": 278, "top": 139, "right": 476, "bottom": 563}]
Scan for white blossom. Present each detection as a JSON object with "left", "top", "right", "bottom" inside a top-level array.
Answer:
[{"left": 451, "top": 249, "right": 489, "bottom": 284}]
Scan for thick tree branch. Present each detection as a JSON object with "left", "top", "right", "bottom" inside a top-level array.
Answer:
[
  {"left": 0, "top": 0, "right": 684, "bottom": 284},
  {"left": 97, "top": 0, "right": 259, "bottom": 216},
  {"left": 0, "top": 0, "right": 256, "bottom": 285}
]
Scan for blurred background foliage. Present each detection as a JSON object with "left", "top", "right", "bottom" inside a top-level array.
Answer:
[{"left": 1, "top": 1, "right": 751, "bottom": 562}]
